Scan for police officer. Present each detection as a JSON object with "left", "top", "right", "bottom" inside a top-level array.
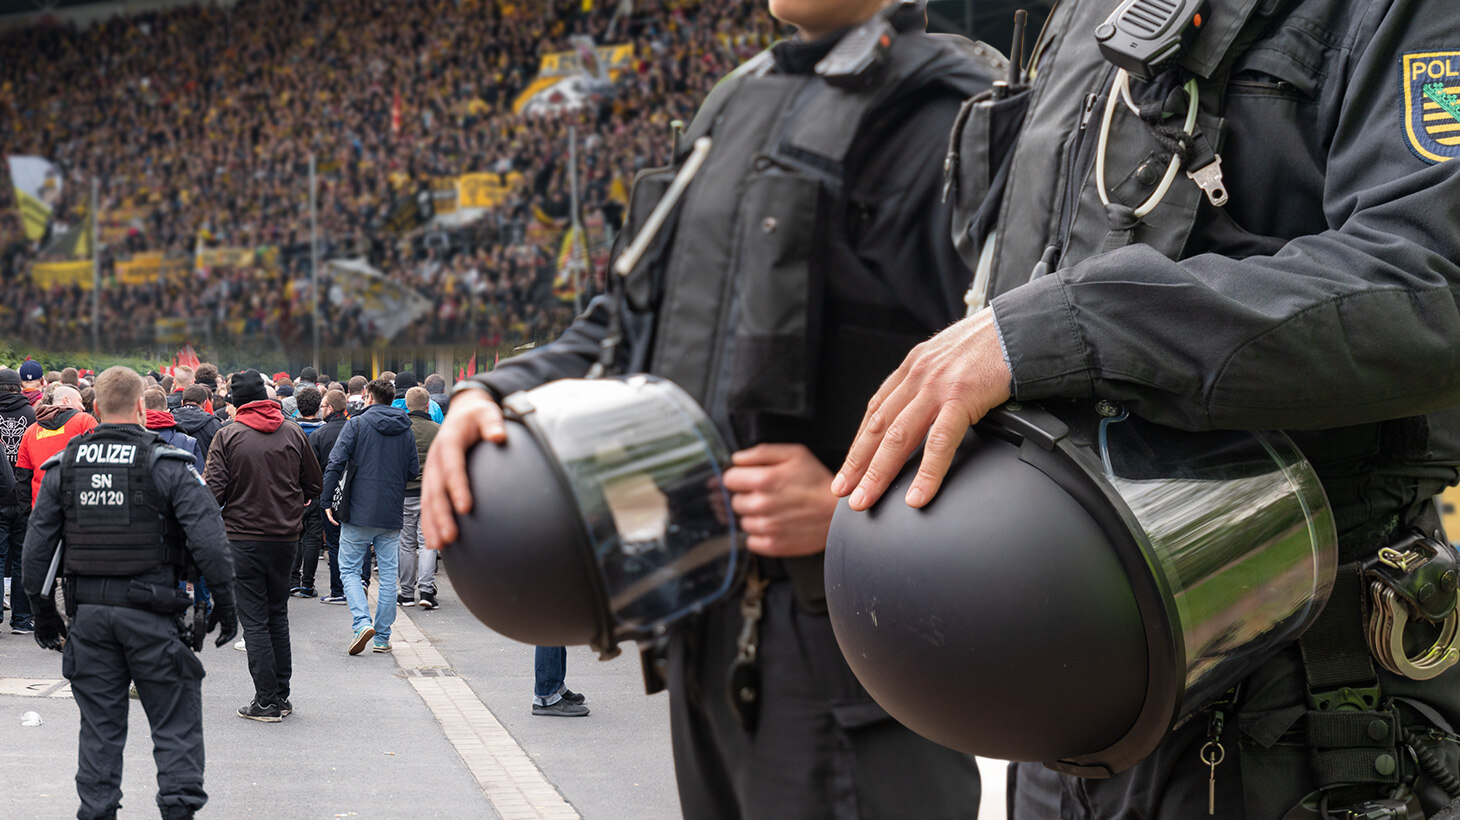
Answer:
[
  {"left": 423, "top": 2, "right": 996, "bottom": 816},
  {"left": 23, "top": 366, "right": 237, "bottom": 820},
  {"left": 835, "top": 0, "right": 1460, "bottom": 816}
]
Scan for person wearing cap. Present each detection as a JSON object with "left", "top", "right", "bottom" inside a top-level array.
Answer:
[
  {"left": 390, "top": 372, "right": 443, "bottom": 423},
  {"left": 0, "top": 367, "right": 34, "bottom": 622},
  {"left": 18, "top": 360, "right": 44, "bottom": 407},
  {"left": 203, "top": 369, "right": 322, "bottom": 721}
]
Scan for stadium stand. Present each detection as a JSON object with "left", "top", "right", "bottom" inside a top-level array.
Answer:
[{"left": 0, "top": 0, "right": 780, "bottom": 352}]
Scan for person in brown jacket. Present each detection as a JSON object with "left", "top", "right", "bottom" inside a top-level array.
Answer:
[{"left": 204, "top": 370, "right": 323, "bottom": 722}]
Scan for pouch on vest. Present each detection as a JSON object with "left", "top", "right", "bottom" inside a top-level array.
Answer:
[
  {"left": 723, "top": 171, "right": 825, "bottom": 420},
  {"left": 947, "top": 87, "right": 1033, "bottom": 270},
  {"left": 621, "top": 165, "right": 678, "bottom": 313}
]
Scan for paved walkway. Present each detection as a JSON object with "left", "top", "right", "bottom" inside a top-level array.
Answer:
[{"left": 1, "top": 564, "right": 1007, "bottom": 819}]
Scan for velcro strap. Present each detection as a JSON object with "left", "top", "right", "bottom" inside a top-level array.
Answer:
[
  {"left": 1306, "top": 709, "right": 1403, "bottom": 788},
  {"left": 1300, "top": 563, "right": 1378, "bottom": 696}
]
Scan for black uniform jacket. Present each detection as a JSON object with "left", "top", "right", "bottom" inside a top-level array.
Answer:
[{"left": 22, "top": 424, "right": 235, "bottom": 600}]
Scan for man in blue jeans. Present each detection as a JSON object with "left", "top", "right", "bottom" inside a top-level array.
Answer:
[
  {"left": 321, "top": 379, "right": 418, "bottom": 655},
  {"left": 533, "top": 646, "right": 588, "bottom": 717}
]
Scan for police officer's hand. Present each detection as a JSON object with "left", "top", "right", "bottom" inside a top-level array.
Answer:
[
  {"left": 422, "top": 389, "right": 506, "bottom": 551},
  {"left": 30, "top": 595, "right": 66, "bottom": 652},
  {"left": 833, "top": 308, "right": 1012, "bottom": 512},
  {"left": 723, "top": 443, "right": 839, "bottom": 558},
  {"left": 208, "top": 595, "right": 238, "bottom": 648}
]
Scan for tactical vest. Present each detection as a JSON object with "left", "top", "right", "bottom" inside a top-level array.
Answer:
[
  {"left": 618, "top": 23, "right": 995, "bottom": 448},
  {"left": 60, "top": 425, "right": 186, "bottom": 577}
]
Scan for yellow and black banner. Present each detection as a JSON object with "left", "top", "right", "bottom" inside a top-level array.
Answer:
[{"left": 6, "top": 156, "right": 62, "bottom": 242}]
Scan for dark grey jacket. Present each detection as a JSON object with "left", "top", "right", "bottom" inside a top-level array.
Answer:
[{"left": 319, "top": 404, "right": 418, "bottom": 531}]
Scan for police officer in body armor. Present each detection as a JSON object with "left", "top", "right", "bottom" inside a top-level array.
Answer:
[
  {"left": 834, "top": 0, "right": 1460, "bottom": 816},
  {"left": 23, "top": 366, "right": 238, "bottom": 820},
  {"left": 422, "top": 2, "right": 995, "bottom": 815}
]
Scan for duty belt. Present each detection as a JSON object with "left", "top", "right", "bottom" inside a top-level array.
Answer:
[{"left": 69, "top": 576, "right": 190, "bottom": 615}]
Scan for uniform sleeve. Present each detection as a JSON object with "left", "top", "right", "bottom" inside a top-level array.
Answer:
[
  {"left": 472, "top": 295, "right": 614, "bottom": 399},
  {"left": 20, "top": 467, "right": 65, "bottom": 599},
  {"left": 155, "top": 459, "right": 236, "bottom": 593},
  {"left": 991, "top": 0, "right": 1460, "bottom": 432}
]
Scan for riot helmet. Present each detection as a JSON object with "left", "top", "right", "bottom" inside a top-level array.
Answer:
[
  {"left": 824, "top": 400, "right": 1337, "bottom": 776},
  {"left": 447, "top": 375, "right": 743, "bottom": 659}
]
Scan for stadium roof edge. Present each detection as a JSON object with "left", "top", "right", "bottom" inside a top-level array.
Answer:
[{"left": 0, "top": 0, "right": 238, "bottom": 30}]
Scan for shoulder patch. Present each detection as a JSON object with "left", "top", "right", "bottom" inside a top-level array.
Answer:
[{"left": 1402, "top": 51, "right": 1460, "bottom": 164}]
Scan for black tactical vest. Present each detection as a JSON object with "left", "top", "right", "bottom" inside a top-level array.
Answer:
[
  {"left": 60, "top": 425, "right": 186, "bottom": 576},
  {"left": 618, "top": 21, "right": 994, "bottom": 449}
]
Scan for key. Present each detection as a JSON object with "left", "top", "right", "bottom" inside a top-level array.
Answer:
[{"left": 1201, "top": 741, "right": 1225, "bottom": 816}]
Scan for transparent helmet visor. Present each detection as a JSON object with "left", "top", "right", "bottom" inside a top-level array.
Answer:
[
  {"left": 1095, "top": 411, "right": 1338, "bottom": 717},
  {"left": 513, "top": 376, "right": 741, "bottom": 642}
]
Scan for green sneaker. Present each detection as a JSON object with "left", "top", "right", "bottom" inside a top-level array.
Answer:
[
  {"left": 371, "top": 640, "right": 392, "bottom": 654},
  {"left": 348, "top": 626, "right": 375, "bottom": 656}
]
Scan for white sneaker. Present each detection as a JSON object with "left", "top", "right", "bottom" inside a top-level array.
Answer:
[{"left": 233, "top": 638, "right": 247, "bottom": 651}]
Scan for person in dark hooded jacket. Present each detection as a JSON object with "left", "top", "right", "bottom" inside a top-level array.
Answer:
[
  {"left": 0, "top": 368, "right": 35, "bottom": 620},
  {"left": 143, "top": 389, "right": 204, "bottom": 472},
  {"left": 205, "top": 370, "right": 323, "bottom": 722},
  {"left": 320, "top": 379, "right": 419, "bottom": 655},
  {"left": 172, "top": 385, "right": 222, "bottom": 458},
  {"left": 13, "top": 384, "right": 95, "bottom": 633},
  {"left": 309, "top": 390, "right": 353, "bottom": 603}
]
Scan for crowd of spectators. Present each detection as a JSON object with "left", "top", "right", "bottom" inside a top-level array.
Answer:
[{"left": 0, "top": 0, "right": 781, "bottom": 350}]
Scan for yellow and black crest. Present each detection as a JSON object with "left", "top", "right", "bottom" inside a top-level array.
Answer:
[{"left": 1403, "top": 51, "right": 1460, "bottom": 164}]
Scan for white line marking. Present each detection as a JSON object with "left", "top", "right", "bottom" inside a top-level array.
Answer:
[{"left": 371, "top": 589, "right": 580, "bottom": 819}]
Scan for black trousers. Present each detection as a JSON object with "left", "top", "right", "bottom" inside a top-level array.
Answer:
[
  {"left": 667, "top": 579, "right": 982, "bottom": 819},
  {"left": 229, "top": 539, "right": 293, "bottom": 705},
  {"left": 0, "top": 503, "right": 32, "bottom": 625},
  {"left": 290, "top": 506, "right": 325, "bottom": 590},
  {"left": 63, "top": 604, "right": 206, "bottom": 820}
]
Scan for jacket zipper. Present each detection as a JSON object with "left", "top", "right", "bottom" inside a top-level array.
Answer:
[{"left": 1051, "top": 70, "right": 1113, "bottom": 268}]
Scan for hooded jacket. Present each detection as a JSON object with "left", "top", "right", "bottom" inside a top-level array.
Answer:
[
  {"left": 172, "top": 403, "right": 222, "bottom": 460},
  {"left": 15, "top": 406, "right": 97, "bottom": 507},
  {"left": 0, "top": 390, "right": 37, "bottom": 508},
  {"left": 319, "top": 404, "right": 419, "bottom": 531},
  {"left": 145, "top": 409, "right": 204, "bottom": 472},
  {"left": 205, "top": 400, "right": 323, "bottom": 542}
]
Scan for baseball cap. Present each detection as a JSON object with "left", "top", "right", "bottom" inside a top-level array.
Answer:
[{"left": 18, "top": 361, "right": 42, "bottom": 382}]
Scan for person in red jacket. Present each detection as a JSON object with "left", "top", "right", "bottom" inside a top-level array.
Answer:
[{"left": 15, "top": 385, "right": 97, "bottom": 508}]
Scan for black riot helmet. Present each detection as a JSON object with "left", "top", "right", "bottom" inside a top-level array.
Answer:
[
  {"left": 824, "top": 401, "right": 1337, "bottom": 777},
  {"left": 446, "top": 375, "right": 744, "bottom": 659}
]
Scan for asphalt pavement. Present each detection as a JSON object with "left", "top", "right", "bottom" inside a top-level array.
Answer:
[{"left": 1, "top": 563, "right": 1007, "bottom": 819}]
